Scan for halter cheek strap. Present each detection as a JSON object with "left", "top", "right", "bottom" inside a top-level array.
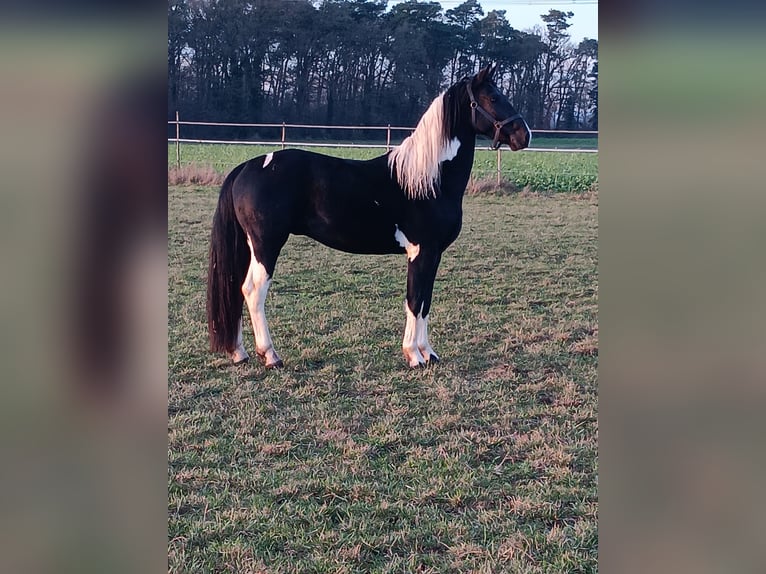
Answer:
[{"left": 466, "top": 82, "right": 523, "bottom": 150}]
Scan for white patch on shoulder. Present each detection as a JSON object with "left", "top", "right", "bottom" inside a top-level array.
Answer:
[
  {"left": 262, "top": 152, "right": 273, "bottom": 168},
  {"left": 439, "top": 137, "right": 461, "bottom": 162},
  {"left": 394, "top": 224, "right": 420, "bottom": 262}
]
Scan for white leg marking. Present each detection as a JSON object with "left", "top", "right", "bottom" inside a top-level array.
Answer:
[
  {"left": 394, "top": 225, "right": 420, "bottom": 262},
  {"left": 242, "top": 236, "right": 282, "bottom": 367},
  {"left": 262, "top": 152, "right": 273, "bottom": 168},
  {"left": 402, "top": 302, "right": 426, "bottom": 367},
  {"left": 416, "top": 314, "right": 438, "bottom": 362},
  {"left": 439, "top": 137, "right": 461, "bottom": 162},
  {"left": 230, "top": 320, "right": 250, "bottom": 364}
]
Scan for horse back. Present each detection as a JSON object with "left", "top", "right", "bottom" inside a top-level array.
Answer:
[{"left": 231, "top": 149, "right": 409, "bottom": 255}]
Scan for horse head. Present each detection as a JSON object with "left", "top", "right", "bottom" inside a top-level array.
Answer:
[{"left": 467, "top": 64, "right": 530, "bottom": 151}]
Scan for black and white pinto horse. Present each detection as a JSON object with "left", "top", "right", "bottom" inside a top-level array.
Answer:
[{"left": 207, "top": 65, "right": 530, "bottom": 368}]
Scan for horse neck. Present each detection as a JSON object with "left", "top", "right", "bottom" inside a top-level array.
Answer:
[{"left": 440, "top": 118, "right": 477, "bottom": 200}]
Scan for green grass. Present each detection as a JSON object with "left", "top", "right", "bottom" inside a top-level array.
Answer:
[
  {"left": 530, "top": 137, "right": 597, "bottom": 150},
  {"left": 168, "top": 186, "right": 598, "bottom": 572},
  {"left": 168, "top": 143, "right": 598, "bottom": 193}
]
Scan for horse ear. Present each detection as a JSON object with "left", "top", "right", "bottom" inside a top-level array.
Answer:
[
  {"left": 488, "top": 63, "right": 497, "bottom": 79},
  {"left": 474, "top": 64, "right": 492, "bottom": 85}
]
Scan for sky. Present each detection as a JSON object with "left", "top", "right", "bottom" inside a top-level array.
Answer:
[{"left": 390, "top": 0, "right": 598, "bottom": 43}]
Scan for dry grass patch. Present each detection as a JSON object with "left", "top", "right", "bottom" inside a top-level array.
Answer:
[
  {"left": 168, "top": 163, "right": 224, "bottom": 186},
  {"left": 169, "top": 187, "right": 598, "bottom": 573},
  {"left": 569, "top": 327, "right": 599, "bottom": 356},
  {"left": 466, "top": 175, "right": 522, "bottom": 195}
]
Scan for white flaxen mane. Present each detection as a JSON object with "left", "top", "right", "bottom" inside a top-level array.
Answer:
[{"left": 388, "top": 92, "right": 456, "bottom": 200}]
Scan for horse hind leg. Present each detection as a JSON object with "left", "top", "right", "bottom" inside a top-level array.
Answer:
[
  {"left": 242, "top": 234, "right": 284, "bottom": 369},
  {"left": 230, "top": 320, "right": 250, "bottom": 365}
]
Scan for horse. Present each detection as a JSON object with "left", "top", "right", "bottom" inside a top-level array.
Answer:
[{"left": 207, "top": 64, "right": 530, "bottom": 369}]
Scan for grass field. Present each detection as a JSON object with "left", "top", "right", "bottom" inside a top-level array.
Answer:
[
  {"left": 168, "top": 143, "right": 598, "bottom": 194},
  {"left": 168, "top": 185, "right": 598, "bottom": 573}
]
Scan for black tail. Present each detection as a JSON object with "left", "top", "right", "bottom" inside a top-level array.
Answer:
[{"left": 207, "top": 163, "right": 250, "bottom": 354}]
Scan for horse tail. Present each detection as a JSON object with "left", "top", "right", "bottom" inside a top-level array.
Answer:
[{"left": 207, "top": 163, "right": 250, "bottom": 354}]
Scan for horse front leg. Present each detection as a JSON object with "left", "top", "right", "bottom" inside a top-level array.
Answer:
[{"left": 402, "top": 250, "right": 442, "bottom": 368}]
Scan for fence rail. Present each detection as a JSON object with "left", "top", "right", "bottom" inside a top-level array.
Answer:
[
  {"left": 168, "top": 115, "right": 598, "bottom": 186},
  {"left": 171, "top": 118, "right": 597, "bottom": 135}
]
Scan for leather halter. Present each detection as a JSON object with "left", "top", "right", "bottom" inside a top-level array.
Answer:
[{"left": 465, "top": 81, "right": 523, "bottom": 150}]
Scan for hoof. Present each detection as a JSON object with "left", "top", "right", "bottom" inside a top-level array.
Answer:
[
  {"left": 257, "top": 349, "right": 283, "bottom": 369},
  {"left": 403, "top": 347, "right": 427, "bottom": 368},
  {"left": 233, "top": 356, "right": 249, "bottom": 366},
  {"left": 427, "top": 354, "right": 440, "bottom": 364}
]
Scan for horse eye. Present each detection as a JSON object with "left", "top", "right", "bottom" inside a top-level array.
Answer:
[{"left": 490, "top": 97, "right": 497, "bottom": 103}]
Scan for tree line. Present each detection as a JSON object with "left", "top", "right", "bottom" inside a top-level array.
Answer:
[{"left": 168, "top": 0, "right": 598, "bottom": 139}]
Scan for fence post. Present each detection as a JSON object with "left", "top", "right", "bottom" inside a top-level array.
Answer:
[
  {"left": 496, "top": 148, "right": 501, "bottom": 187},
  {"left": 175, "top": 110, "right": 181, "bottom": 169},
  {"left": 386, "top": 124, "right": 391, "bottom": 152},
  {"left": 281, "top": 122, "right": 286, "bottom": 150}
]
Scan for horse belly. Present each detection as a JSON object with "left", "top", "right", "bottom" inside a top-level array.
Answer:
[{"left": 300, "top": 202, "right": 403, "bottom": 255}]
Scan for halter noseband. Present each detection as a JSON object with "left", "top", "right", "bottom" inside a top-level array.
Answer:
[{"left": 465, "top": 81, "right": 523, "bottom": 150}]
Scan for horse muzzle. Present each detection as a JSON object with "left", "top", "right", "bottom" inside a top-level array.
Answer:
[{"left": 504, "top": 122, "right": 530, "bottom": 151}]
